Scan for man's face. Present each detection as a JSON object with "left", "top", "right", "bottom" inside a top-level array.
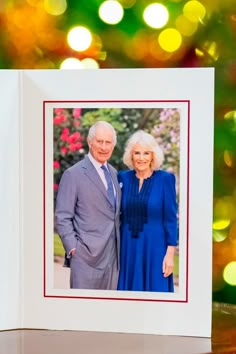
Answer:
[{"left": 88, "top": 126, "right": 115, "bottom": 164}]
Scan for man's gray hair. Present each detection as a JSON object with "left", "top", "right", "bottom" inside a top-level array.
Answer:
[{"left": 88, "top": 121, "right": 117, "bottom": 145}]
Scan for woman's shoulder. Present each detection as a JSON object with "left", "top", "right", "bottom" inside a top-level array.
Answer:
[{"left": 155, "top": 169, "right": 176, "bottom": 181}]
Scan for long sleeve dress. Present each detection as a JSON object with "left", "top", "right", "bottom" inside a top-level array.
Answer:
[{"left": 117, "top": 169, "right": 178, "bottom": 292}]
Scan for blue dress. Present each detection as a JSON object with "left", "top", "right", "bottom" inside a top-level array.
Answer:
[{"left": 117, "top": 170, "right": 178, "bottom": 292}]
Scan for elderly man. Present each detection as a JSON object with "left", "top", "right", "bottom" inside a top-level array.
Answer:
[{"left": 55, "top": 121, "right": 121, "bottom": 290}]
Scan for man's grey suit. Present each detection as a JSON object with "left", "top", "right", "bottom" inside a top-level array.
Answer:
[{"left": 55, "top": 156, "right": 121, "bottom": 289}]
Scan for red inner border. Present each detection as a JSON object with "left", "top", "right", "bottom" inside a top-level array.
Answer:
[{"left": 43, "top": 100, "right": 190, "bottom": 303}]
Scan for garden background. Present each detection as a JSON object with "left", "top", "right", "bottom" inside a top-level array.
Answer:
[
  {"left": 1, "top": 0, "right": 236, "bottom": 302},
  {"left": 53, "top": 107, "right": 180, "bottom": 288}
]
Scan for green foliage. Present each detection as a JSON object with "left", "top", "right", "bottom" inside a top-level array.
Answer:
[
  {"left": 53, "top": 107, "right": 180, "bottom": 198},
  {"left": 54, "top": 233, "right": 65, "bottom": 257},
  {"left": 80, "top": 108, "right": 143, "bottom": 170}
]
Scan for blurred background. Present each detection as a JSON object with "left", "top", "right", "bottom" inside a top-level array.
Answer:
[{"left": 1, "top": 0, "right": 236, "bottom": 303}]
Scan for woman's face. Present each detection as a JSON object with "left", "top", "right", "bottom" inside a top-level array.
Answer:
[{"left": 132, "top": 143, "right": 153, "bottom": 174}]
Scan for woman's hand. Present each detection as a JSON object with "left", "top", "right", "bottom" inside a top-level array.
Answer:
[{"left": 162, "top": 246, "right": 175, "bottom": 277}]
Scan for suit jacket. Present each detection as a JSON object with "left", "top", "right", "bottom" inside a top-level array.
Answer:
[{"left": 55, "top": 155, "right": 121, "bottom": 270}]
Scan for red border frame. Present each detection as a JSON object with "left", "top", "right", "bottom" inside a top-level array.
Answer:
[{"left": 43, "top": 100, "right": 190, "bottom": 303}]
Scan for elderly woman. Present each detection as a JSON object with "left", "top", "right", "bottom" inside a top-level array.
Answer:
[{"left": 118, "top": 130, "right": 178, "bottom": 292}]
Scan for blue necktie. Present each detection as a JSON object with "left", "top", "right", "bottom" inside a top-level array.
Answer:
[{"left": 101, "top": 165, "right": 116, "bottom": 209}]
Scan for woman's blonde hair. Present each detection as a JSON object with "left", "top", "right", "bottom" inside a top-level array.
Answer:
[{"left": 123, "top": 130, "right": 164, "bottom": 170}]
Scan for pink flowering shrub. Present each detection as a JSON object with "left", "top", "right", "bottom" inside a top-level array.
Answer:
[
  {"left": 53, "top": 108, "right": 84, "bottom": 194},
  {"left": 152, "top": 108, "right": 180, "bottom": 177}
]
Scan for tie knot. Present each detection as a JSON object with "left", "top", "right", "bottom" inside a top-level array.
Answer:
[{"left": 101, "top": 164, "right": 108, "bottom": 172}]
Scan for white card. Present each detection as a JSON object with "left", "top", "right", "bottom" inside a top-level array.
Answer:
[{"left": 1, "top": 68, "right": 214, "bottom": 339}]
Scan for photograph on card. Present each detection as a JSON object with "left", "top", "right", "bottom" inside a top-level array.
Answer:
[{"left": 44, "top": 101, "right": 189, "bottom": 302}]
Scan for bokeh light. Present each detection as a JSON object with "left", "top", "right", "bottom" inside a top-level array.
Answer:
[
  {"left": 67, "top": 26, "right": 92, "bottom": 52},
  {"left": 99, "top": 0, "right": 124, "bottom": 25},
  {"left": 158, "top": 28, "right": 182, "bottom": 52},
  {"left": 223, "top": 262, "right": 236, "bottom": 286},
  {"left": 44, "top": 0, "right": 67, "bottom": 16},
  {"left": 119, "top": 0, "right": 136, "bottom": 8},
  {"left": 213, "top": 219, "right": 231, "bottom": 230},
  {"left": 143, "top": 3, "right": 169, "bottom": 29},
  {"left": 224, "top": 150, "right": 234, "bottom": 167},
  {"left": 175, "top": 15, "right": 198, "bottom": 36},
  {"left": 60, "top": 58, "right": 83, "bottom": 69},
  {"left": 183, "top": 0, "right": 206, "bottom": 23},
  {"left": 214, "top": 198, "right": 235, "bottom": 221},
  {"left": 202, "top": 41, "right": 219, "bottom": 61},
  {"left": 81, "top": 58, "right": 99, "bottom": 69},
  {"left": 224, "top": 110, "right": 236, "bottom": 120},
  {"left": 213, "top": 230, "right": 228, "bottom": 243}
]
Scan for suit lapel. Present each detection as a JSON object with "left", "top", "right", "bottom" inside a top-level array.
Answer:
[
  {"left": 82, "top": 156, "right": 110, "bottom": 202},
  {"left": 82, "top": 156, "right": 120, "bottom": 209}
]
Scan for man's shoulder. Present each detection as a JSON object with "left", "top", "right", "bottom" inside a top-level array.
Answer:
[{"left": 65, "top": 156, "right": 89, "bottom": 174}]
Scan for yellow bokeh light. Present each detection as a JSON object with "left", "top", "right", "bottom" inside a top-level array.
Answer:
[
  {"left": 202, "top": 41, "right": 219, "bottom": 61},
  {"left": 213, "top": 230, "right": 227, "bottom": 243},
  {"left": 67, "top": 26, "right": 92, "bottom": 52},
  {"left": 224, "top": 110, "right": 236, "bottom": 120},
  {"left": 119, "top": 0, "right": 136, "bottom": 8},
  {"left": 158, "top": 28, "right": 182, "bottom": 52},
  {"left": 213, "top": 196, "right": 236, "bottom": 230},
  {"left": 175, "top": 14, "right": 198, "bottom": 36},
  {"left": 223, "top": 262, "right": 236, "bottom": 286},
  {"left": 213, "top": 219, "right": 231, "bottom": 230},
  {"left": 224, "top": 150, "right": 233, "bottom": 167},
  {"left": 44, "top": 0, "right": 67, "bottom": 16},
  {"left": 183, "top": 1, "right": 206, "bottom": 23},
  {"left": 98, "top": 51, "right": 107, "bottom": 60},
  {"left": 195, "top": 48, "right": 204, "bottom": 57},
  {"left": 60, "top": 58, "right": 83, "bottom": 69},
  {"left": 81, "top": 58, "right": 99, "bottom": 69},
  {"left": 99, "top": 1, "right": 124, "bottom": 25},
  {"left": 214, "top": 197, "right": 235, "bottom": 221},
  {"left": 143, "top": 3, "right": 169, "bottom": 29}
]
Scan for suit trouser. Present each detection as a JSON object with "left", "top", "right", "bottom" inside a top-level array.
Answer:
[{"left": 69, "top": 238, "right": 118, "bottom": 290}]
